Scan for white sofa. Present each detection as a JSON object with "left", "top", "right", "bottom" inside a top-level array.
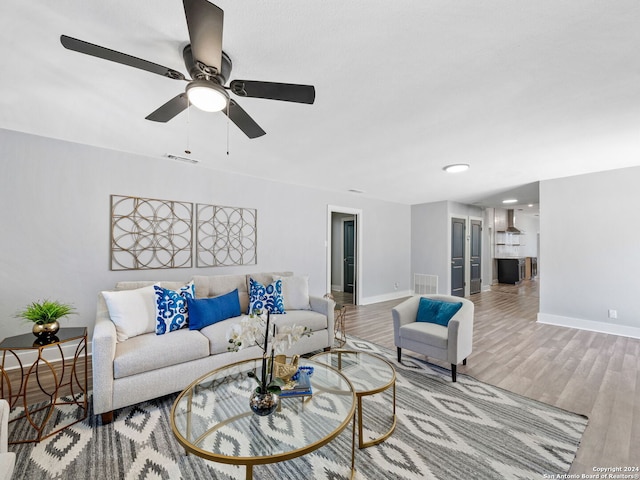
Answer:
[
  {"left": 92, "top": 272, "right": 334, "bottom": 423},
  {"left": 1, "top": 399, "right": 15, "bottom": 480}
]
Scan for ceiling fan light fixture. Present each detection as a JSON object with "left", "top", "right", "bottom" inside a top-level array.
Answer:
[
  {"left": 186, "top": 80, "right": 228, "bottom": 112},
  {"left": 443, "top": 164, "right": 470, "bottom": 173}
]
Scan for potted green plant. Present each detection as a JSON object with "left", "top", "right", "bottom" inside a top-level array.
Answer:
[{"left": 16, "top": 300, "right": 77, "bottom": 337}]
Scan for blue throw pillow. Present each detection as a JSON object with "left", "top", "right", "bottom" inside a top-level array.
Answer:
[
  {"left": 154, "top": 282, "right": 195, "bottom": 335},
  {"left": 416, "top": 297, "right": 462, "bottom": 327},
  {"left": 187, "top": 289, "right": 242, "bottom": 330},
  {"left": 248, "top": 278, "right": 286, "bottom": 314},
  {"left": 436, "top": 300, "right": 463, "bottom": 326}
]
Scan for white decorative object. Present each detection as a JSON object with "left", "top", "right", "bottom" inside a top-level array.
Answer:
[{"left": 274, "top": 275, "right": 311, "bottom": 310}]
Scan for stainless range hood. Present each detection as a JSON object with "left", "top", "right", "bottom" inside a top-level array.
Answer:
[{"left": 506, "top": 209, "right": 521, "bottom": 233}]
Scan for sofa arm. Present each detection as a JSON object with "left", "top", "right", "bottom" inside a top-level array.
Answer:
[
  {"left": 392, "top": 296, "right": 420, "bottom": 344},
  {"left": 446, "top": 299, "right": 474, "bottom": 364},
  {"left": 0, "top": 399, "right": 15, "bottom": 480},
  {"left": 309, "top": 295, "right": 335, "bottom": 347},
  {"left": 92, "top": 294, "right": 117, "bottom": 416}
]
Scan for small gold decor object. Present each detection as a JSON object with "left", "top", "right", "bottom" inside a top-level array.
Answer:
[{"left": 273, "top": 354, "right": 299, "bottom": 382}]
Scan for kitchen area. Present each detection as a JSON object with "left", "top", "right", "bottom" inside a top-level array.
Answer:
[{"left": 494, "top": 208, "right": 539, "bottom": 285}]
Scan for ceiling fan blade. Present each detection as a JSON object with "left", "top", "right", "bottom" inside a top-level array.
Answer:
[
  {"left": 146, "top": 94, "right": 189, "bottom": 122},
  {"left": 183, "top": 0, "right": 224, "bottom": 75},
  {"left": 230, "top": 80, "right": 315, "bottom": 104},
  {"left": 224, "top": 100, "right": 266, "bottom": 139},
  {"left": 60, "top": 35, "right": 185, "bottom": 80}
]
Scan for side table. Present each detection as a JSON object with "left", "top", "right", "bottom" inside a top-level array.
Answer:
[
  {"left": 0, "top": 327, "right": 88, "bottom": 444},
  {"left": 334, "top": 304, "right": 347, "bottom": 347}
]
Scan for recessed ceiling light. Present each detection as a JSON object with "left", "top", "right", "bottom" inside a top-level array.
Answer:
[
  {"left": 443, "top": 164, "right": 470, "bottom": 173},
  {"left": 502, "top": 199, "right": 518, "bottom": 204},
  {"left": 528, "top": 204, "right": 534, "bottom": 207}
]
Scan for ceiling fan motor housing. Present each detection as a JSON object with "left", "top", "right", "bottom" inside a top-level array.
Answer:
[{"left": 182, "top": 44, "right": 231, "bottom": 85}]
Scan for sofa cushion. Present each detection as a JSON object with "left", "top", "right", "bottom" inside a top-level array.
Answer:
[
  {"left": 154, "top": 282, "right": 195, "bottom": 335},
  {"left": 193, "top": 274, "right": 249, "bottom": 313},
  {"left": 399, "top": 322, "right": 449, "bottom": 349},
  {"left": 113, "top": 329, "right": 210, "bottom": 379},
  {"left": 102, "top": 285, "right": 156, "bottom": 342},
  {"left": 199, "top": 315, "right": 246, "bottom": 355},
  {"left": 274, "top": 275, "right": 311, "bottom": 310},
  {"left": 248, "top": 278, "right": 285, "bottom": 314},
  {"left": 187, "top": 289, "right": 242, "bottom": 330},
  {"left": 271, "top": 310, "right": 328, "bottom": 333}
]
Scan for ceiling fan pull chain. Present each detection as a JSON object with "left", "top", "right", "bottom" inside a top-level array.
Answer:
[
  {"left": 226, "top": 102, "right": 230, "bottom": 156},
  {"left": 185, "top": 100, "right": 191, "bottom": 155}
]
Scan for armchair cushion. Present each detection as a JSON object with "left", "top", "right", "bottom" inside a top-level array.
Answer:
[
  {"left": 401, "top": 322, "right": 449, "bottom": 349},
  {"left": 416, "top": 297, "right": 462, "bottom": 327}
]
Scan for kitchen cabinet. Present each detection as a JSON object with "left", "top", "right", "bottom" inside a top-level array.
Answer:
[{"left": 497, "top": 258, "right": 525, "bottom": 284}]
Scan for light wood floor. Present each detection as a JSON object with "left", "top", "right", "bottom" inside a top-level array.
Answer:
[{"left": 344, "top": 279, "right": 640, "bottom": 474}]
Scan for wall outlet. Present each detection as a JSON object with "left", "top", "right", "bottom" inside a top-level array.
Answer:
[{"left": 608, "top": 309, "right": 617, "bottom": 319}]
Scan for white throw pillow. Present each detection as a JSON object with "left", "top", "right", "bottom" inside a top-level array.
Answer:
[
  {"left": 274, "top": 275, "right": 311, "bottom": 310},
  {"left": 102, "top": 285, "right": 156, "bottom": 342}
]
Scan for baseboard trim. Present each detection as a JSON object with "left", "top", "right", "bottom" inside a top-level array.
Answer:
[
  {"left": 360, "top": 290, "right": 412, "bottom": 306},
  {"left": 537, "top": 313, "right": 640, "bottom": 339}
]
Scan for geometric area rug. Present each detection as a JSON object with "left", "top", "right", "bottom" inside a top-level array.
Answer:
[{"left": 8, "top": 335, "right": 588, "bottom": 480}]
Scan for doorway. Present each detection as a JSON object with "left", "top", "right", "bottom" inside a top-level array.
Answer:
[
  {"left": 469, "top": 218, "right": 482, "bottom": 294},
  {"left": 451, "top": 217, "right": 465, "bottom": 297},
  {"left": 327, "top": 206, "right": 362, "bottom": 305}
]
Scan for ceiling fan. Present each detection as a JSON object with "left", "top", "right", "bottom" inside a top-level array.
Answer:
[{"left": 60, "top": 0, "right": 315, "bottom": 139}]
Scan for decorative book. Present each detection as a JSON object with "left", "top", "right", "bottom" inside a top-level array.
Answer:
[{"left": 280, "top": 366, "right": 313, "bottom": 397}]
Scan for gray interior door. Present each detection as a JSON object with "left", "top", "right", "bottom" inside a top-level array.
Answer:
[
  {"left": 470, "top": 219, "right": 482, "bottom": 295},
  {"left": 343, "top": 220, "right": 355, "bottom": 294},
  {"left": 451, "top": 217, "right": 465, "bottom": 297}
]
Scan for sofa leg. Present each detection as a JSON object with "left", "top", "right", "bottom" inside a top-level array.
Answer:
[
  {"left": 323, "top": 346, "right": 331, "bottom": 352},
  {"left": 463, "top": 358, "right": 467, "bottom": 366},
  {"left": 451, "top": 364, "right": 457, "bottom": 382},
  {"left": 101, "top": 411, "right": 114, "bottom": 424},
  {"left": 397, "top": 347, "right": 402, "bottom": 363}
]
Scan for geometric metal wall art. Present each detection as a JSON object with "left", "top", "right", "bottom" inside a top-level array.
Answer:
[
  {"left": 196, "top": 204, "right": 257, "bottom": 267},
  {"left": 110, "top": 195, "right": 193, "bottom": 270}
]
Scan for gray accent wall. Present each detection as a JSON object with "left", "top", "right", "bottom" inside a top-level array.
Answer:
[
  {"left": 539, "top": 166, "right": 640, "bottom": 338},
  {"left": 0, "top": 128, "right": 411, "bottom": 340}
]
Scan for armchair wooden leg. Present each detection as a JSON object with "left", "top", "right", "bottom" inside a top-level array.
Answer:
[
  {"left": 463, "top": 358, "right": 467, "bottom": 366},
  {"left": 397, "top": 347, "right": 402, "bottom": 363},
  {"left": 101, "top": 411, "right": 114, "bottom": 424},
  {"left": 451, "top": 364, "right": 457, "bottom": 382}
]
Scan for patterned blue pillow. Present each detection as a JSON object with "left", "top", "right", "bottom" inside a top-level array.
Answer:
[
  {"left": 248, "top": 278, "right": 285, "bottom": 314},
  {"left": 154, "top": 282, "right": 195, "bottom": 335}
]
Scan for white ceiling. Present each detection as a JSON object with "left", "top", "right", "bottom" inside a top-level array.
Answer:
[{"left": 2, "top": 1, "right": 639, "bottom": 205}]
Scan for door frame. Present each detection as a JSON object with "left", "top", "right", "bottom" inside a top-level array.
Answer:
[
  {"left": 448, "top": 214, "right": 483, "bottom": 297},
  {"left": 327, "top": 205, "right": 363, "bottom": 305}
]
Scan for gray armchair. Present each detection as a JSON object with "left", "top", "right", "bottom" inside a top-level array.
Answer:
[
  {"left": 392, "top": 294, "right": 474, "bottom": 382},
  {"left": 1, "top": 399, "right": 15, "bottom": 480}
]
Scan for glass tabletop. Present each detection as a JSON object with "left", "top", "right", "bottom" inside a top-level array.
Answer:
[
  {"left": 171, "top": 357, "right": 355, "bottom": 465},
  {"left": 0, "top": 327, "right": 87, "bottom": 350},
  {"left": 310, "top": 350, "right": 396, "bottom": 395}
]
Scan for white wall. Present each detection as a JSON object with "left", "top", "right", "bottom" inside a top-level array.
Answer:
[
  {"left": 411, "top": 201, "right": 449, "bottom": 293},
  {"left": 0, "top": 129, "right": 411, "bottom": 340},
  {"left": 539, "top": 166, "right": 640, "bottom": 338}
]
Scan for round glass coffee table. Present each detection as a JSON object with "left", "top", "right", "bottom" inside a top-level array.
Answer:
[
  {"left": 311, "top": 350, "right": 396, "bottom": 449},
  {"left": 171, "top": 357, "right": 356, "bottom": 480}
]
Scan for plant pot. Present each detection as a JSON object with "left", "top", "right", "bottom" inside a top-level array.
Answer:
[
  {"left": 32, "top": 320, "right": 60, "bottom": 338},
  {"left": 249, "top": 390, "right": 279, "bottom": 416}
]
